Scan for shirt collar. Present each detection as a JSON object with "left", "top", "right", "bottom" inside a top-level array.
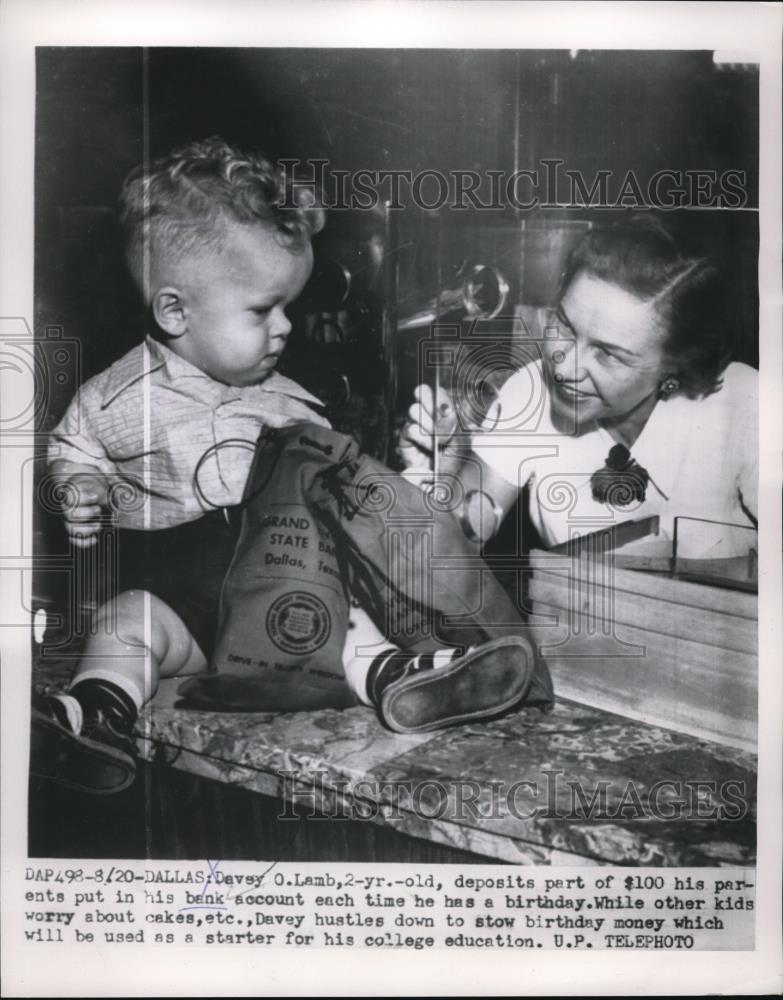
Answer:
[
  {"left": 100, "top": 337, "right": 167, "bottom": 409},
  {"left": 256, "top": 370, "right": 324, "bottom": 408},
  {"left": 100, "top": 335, "right": 324, "bottom": 409}
]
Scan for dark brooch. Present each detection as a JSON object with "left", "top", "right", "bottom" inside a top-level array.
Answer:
[{"left": 590, "top": 444, "right": 649, "bottom": 506}]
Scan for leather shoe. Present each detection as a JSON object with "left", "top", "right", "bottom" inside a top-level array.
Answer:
[
  {"left": 30, "top": 700, "right": 136, "bottom": 795},
  {"left": 380, "top": 635, "right": 535, "bottom": 734}
]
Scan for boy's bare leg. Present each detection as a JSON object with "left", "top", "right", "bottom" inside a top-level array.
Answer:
[
  {"left": 70, "top": 589, "right": 208, "bottom": 709},
  {"left": 30, "top": 591, "right": 207, "bottom": 794}
]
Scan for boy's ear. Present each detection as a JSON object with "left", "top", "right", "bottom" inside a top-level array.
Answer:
[{"left": 152, "top": 288, "right": 187, "bottom": 337}]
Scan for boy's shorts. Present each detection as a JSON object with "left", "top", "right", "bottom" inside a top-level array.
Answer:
[{"left": 114, "top": 510, "right": 241, "bottom": 659}]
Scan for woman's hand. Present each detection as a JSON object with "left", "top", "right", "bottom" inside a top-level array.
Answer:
[
  {"left": 399, "top": 384, "right": 464, "bottom": 478},
  {"left": 398, "top": 384, "right": 518, "bottom": 543}
]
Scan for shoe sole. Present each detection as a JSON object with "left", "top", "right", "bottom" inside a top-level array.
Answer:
[
  {"left": 380, "top": 636, "right": 533, "bottom": 734},
  {"left": 30, "top": 709, "right": 137, "bottom": 795}
]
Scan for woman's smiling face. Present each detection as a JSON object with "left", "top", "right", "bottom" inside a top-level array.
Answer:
[{"left": 543, "top": 272, "right": 671, "bottom": 429}]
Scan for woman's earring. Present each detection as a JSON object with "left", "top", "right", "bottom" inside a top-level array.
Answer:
[{"left": 658, "top": 376, "right": 680, "bottom": 399}]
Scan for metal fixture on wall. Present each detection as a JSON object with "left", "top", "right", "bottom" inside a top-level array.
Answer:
[{"left": 397, "top": 264, "right": 510, "bottom": 331}]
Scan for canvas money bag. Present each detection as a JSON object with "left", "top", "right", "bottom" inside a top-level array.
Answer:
[
  {"left": 184, "top": 422, "right": 554, "bottom": 713},
  {"left": 306, "top": 426, "right": 554, "bottom": 710},
  {"left": 180, "top": 427, "right": 356, "bottom": 711}
]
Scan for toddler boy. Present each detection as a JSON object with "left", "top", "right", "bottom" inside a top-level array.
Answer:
[{"left": 32, "top": 138, "right": 535, "bottom": 794}]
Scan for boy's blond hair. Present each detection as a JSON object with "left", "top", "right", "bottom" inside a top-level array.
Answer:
[{"left": 120, "top": 136, "right": 324, "bottom": 295}]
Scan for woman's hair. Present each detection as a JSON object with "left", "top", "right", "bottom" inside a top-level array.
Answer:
[
  {"left": 119, "top": 136, "right": 325, "bottom": 292},
  {"left": 561, "top": 215, "right": 734, "bottom": 397}
]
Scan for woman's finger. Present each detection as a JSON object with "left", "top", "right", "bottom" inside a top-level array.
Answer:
[
  {"left": 433, "top": 392, "right": 457, "bottom": 435},
  {"left": 405, "top": 417, "right": 440, "bottom": 452},
  {"left": 399, "top": 435, "right": 430, "bottom": 470},
  {"left": 410, "top": 386, "right": 436, "bottom": 433},
  {"left": 406, "top": 401, "right": 436, "bottom": 438},
  {"left": 410, "top": 384, "right": 458, "bottom": 442},
  {"left": 412, "top": 383, "right": 435, "bottom": 414},
  {"left": 399, "top": 430, "right": 432, "bottom": 463}
]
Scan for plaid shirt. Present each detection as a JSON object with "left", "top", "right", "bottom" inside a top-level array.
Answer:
[{"left": 47, "top": 335, "right": 330, "bottom": 529}]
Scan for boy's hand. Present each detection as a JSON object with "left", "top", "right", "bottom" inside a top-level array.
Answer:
[{"left": 59, "top": 471, "right": 110, "bottom": 548}]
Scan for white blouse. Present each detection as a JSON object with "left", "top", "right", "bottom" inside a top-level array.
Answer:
[{"left": 471, "top": 359, "right": 758, "bottom": 557}]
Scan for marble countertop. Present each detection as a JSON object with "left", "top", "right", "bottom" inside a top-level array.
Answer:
[
  {"left": 34, "top": 651, "right": 756, "bottom": 866},
  {"left": 143, "top": 678, "right": 756, "bottom": 866}
]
